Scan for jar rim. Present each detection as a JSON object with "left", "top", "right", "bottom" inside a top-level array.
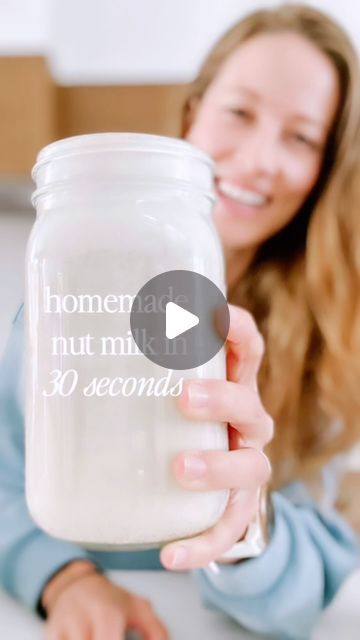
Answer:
[{"left": 32, "top": 132, "right": 214, "bottom": 180}]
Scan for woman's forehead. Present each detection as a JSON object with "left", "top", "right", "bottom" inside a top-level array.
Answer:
[{"left": 211, "top": 32, "right": 340, "bottom": 128}]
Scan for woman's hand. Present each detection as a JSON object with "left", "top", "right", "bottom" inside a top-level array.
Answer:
[
  {"left": 43, "top": 560, "right": 169, "bottom": 640},
  {"left": 160, "top": 305, "right": 273, "bottom": 570}
]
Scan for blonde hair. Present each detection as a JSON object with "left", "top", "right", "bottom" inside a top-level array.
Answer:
[{"left": 182, "top": 4, "right": 360, "bottom": 487}]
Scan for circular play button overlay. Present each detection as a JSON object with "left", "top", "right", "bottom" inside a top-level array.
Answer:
[{"left": 130, "top": 270, "right": 230, "bottom": 370}]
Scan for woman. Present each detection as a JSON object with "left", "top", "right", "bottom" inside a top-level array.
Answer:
[{"left": 0, "top": 4, "right": 359, "bottom": 639}]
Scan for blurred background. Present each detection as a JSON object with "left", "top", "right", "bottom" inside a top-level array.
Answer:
[{"left": 0, "top": 0, "right": 359, "bottom": 357}]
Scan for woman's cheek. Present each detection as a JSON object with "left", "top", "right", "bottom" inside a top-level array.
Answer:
[
  {"left": 187, "top": 110, "right": 219, "bottom": 151},
  {"left": 188, "top": 110, "right": 237, "bottom": 159},
  {"left": 284, "top": 154, "right": 321, "bottom": 203}
]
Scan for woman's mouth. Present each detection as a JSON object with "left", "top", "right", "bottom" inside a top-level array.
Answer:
[{"left": 216, "top": 179, "right": 271, "bottom": 216}]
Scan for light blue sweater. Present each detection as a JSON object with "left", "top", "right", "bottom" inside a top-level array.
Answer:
[{"left": 0, "top": 303, "right": 359, "bottom": 640}]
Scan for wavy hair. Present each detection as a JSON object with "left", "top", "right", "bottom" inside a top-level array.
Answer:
[{"left": 181, "top": 4, "right": 360, "bottom": 486}]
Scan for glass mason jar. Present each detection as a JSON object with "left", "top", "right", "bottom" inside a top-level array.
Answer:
[{"left": 25, "top": 132, "right": 229, "bottom": 550}]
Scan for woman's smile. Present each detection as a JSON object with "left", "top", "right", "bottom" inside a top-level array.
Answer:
[{"left": 215, "top": 177, "right": 272, "bottom": 219}]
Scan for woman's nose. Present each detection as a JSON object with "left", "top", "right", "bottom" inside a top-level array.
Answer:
[{"left": 232, "top": 129, "right": 281, "bottom": 178}]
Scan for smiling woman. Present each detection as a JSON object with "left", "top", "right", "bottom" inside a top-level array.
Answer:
[
  {"left": 185, "top": 31, "right": 340, "bottom": 269},
  {"left": 182, "top": 4, "right": 360, "bottom": 486},
  {"left": 176, "top": 3, "right": 360, "bottom": 637}
]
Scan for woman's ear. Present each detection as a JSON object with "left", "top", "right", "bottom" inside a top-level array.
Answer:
[{"left": 181, "top": 95, "right": 201, "bottom": 138}]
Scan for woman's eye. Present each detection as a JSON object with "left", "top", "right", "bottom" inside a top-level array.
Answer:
[
  {"left": 291, "top": 133, "right": 318, "bottom": 149},
  {"left": 226, "top": 107, "right": 251, "bottom": 119}
]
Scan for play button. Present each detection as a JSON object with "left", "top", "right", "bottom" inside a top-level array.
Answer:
[
  {"left": 166, "top": 302, "right": 199, "bottom": 339},
  {"left": 130, "top": 270, "right": 230, "bottom": 370}
]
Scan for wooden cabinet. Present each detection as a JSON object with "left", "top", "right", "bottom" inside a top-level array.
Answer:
[
  {"left": 0, "top": 57, "right": 56, "bottom": 175},
  {"left": 0, "top": 56, "right": 190, "bottom": 175}
]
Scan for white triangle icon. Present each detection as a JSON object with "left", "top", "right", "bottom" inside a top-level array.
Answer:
[{"left": 166, "top": 302, "right": 199, "bottom": 340}]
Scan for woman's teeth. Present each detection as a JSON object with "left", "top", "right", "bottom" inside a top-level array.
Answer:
[{"left": 218, "top": 180, "right": 268, "bottom": 206}]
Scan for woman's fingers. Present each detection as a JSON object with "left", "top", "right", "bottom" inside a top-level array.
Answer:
[
  {"left": 176, "top": 304, "right": 273, "bottom": 447},
  {"left": 165, "top": 304, "right": 272, "bottom": 571},
  {"left": 128, "top": 597, "right": 169, "bottom": 640},
  {"left": 226, "top": 304, "right": 265, "bottom": 387},
  {"left": 92, "top": 612, "right": 127, "bottom": 640},
  {"left": 160, "top": 488, "right": 259, "bottom": 570},
  {"left": 90, "top": 600, "right": 168, "bottom": 640},
  {"left": 172, "top": 447, "right": 271, "bottom": 491},
  {"left": 177, "top": 379, "right": 274, "bottom": 448},
  {"left": 45, "top": 620, "right": 91, "bottom": 640}
]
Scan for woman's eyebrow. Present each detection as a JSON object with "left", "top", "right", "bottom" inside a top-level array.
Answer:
[{"left": 230, "top": 86, "right": 260, "bottom": 99}]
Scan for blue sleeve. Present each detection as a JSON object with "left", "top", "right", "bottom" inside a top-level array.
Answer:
[
  {"left": 191, "top": 483, "right": 360, "bottom": 640},
  {"left": 0, "top": 303, "right": 96, "bottom": 612}
]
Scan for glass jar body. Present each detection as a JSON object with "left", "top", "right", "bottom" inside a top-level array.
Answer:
[{"left": 25, "top": 135, "right": 229, "bottom": 550}]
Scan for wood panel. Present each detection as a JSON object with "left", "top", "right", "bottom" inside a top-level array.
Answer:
[
  {"left": 57, "top": 83, "right": 190, "bottom": 138},
  {"left": 0, "top": 56, "right": 191, "bottom": 174},
  {"left": 0, "top": 57, "right": 56, "bottom": 175}
]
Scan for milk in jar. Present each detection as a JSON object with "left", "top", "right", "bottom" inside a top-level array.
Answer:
[{"left": 25, "top": 133, "right": 230, "bottom": 549}]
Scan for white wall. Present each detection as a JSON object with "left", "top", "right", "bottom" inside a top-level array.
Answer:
[
  {"left": 0, "top": 0, "right": 359, "bottom": 82},
  {"left": 49, "top": 0, "right": 258, "bottom": 83},
  {"left": 49, "top": 0, "right": 360, "bottom": 84},
  {"left": 0, "top": 0, "right": 49, "bottom": 53}
]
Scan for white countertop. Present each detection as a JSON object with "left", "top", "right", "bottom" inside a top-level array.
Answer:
[{"left": 1, "top": 568, "right": 359, "bottom": 639}]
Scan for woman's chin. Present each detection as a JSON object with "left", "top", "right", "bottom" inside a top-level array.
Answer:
[{"left": 213, "top": 209, "right": 263, "bottom": 251}]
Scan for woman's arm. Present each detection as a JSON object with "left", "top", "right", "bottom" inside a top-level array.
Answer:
[
  {"left": 191, "top": 483, "right": 360, "bottom": 640},
  {"left": 0, "top": 303, "right": 94, "bottom": 612}
]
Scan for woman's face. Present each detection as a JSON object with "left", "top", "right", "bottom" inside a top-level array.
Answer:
[{"left": 186, "top": 32, "right": 340, "bottom": 251}]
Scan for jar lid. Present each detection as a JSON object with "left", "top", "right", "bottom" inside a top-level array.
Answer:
[{"left": 32, "top": 132, "right": 214, "bottom": 205}]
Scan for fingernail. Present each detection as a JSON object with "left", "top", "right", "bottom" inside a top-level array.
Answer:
[
  {"left": 183, "top": 455, "right": 207, "bottom": 478},
  {"left": 187, "top": 382, "right": 209, "bottom": 408},
  {"left": 171, "top": 545, "right": 188, "bottom": 567}
]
